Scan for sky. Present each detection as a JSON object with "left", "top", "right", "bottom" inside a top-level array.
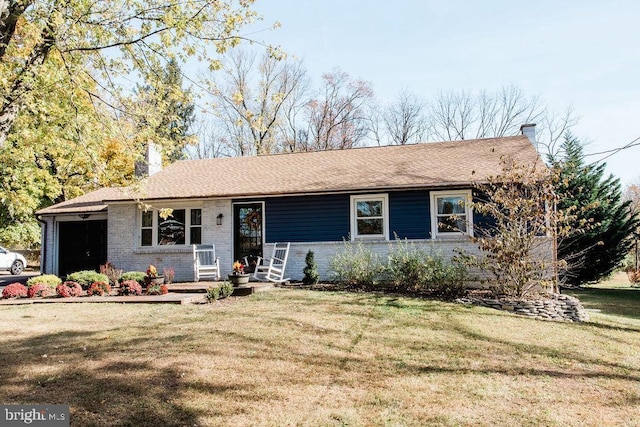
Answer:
[{"left": 239, "top": 0, "right": 639, "bottom": 186}]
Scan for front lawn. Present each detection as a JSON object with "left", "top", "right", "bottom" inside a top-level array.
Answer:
[{"left": 0, "top": 289, "right": 638, "bottom": 426}]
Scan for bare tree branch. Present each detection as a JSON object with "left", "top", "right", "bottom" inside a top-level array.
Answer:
[
  {"left": 426, "top": 85, "right": 576, "bottom": 153},
  {"left": 383, "top": 88, "right": 428, "bottom": 145},
  {"left": 305, "top": 69, "right": 374, "bottom": 151},
  {"left": 202, "top": 49, "right": 309, "bottom": 156}
]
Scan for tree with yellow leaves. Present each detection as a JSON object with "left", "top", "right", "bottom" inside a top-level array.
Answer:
[{"left": 0, "top": 0, "right": 264, "bottom": 147}]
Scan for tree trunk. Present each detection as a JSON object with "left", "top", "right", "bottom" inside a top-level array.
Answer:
[
  {"left": 0, "top": 100, "right": 20, "bottom": 147},
  {"left": 0, "top": 0, "right": 34, "bottom": 60},
  {"left": 0, "top": 4, "right": 55, "bottom": 148}
]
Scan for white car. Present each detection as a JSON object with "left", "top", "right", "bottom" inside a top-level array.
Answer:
[{"left": 0, "top": 246, "right": 27, "bottom": 275}]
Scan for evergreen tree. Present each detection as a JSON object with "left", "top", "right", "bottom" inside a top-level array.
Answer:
[
  {"left": 550, "top": 133, "right": 639, "bottom": 285},
  {"left": 303, "top": 250, "right": 319, "bottom": 285}
]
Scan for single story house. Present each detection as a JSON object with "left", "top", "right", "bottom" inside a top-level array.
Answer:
[{"left": 36, "top": 126, "right": 550, "bottom": 282}]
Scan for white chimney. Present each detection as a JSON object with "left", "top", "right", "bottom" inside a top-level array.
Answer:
[
  {"left": 135, "top": 143, "right": 163, "bottom": 177},
  {"left": 520, "top": 123, "right": 537, "bottom": 148}
]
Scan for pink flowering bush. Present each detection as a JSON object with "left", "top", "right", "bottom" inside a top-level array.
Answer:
[
  {"left": 119, "top": 280, "right": 143, "bottom": 296},
  {"left": 87, "top": 281, "right": 111, "bottom": 296},
  {"left": 56, "top": 283, "right": 71, "bottom": 298},
  {"left": 56, "top": 281, "right": 83, "bottom": 298},
  {"left": 65, "top": 281, "right": 83, "bottom": 297},
  {"left": 2, "top": 282, "right": 28, "bottom": 299},
  {"left": 27, "top": 283, "right": 53, "bottom": 298}
]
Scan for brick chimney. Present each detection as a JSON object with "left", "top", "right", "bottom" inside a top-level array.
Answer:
[
  {"left": 135, "top": 143, "right": 162, "bottom": 177},
  {"left": 520, "top": 123, "right": 536, "bottom": 148}
]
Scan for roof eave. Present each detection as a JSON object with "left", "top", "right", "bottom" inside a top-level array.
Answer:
[
  {"left": 36, "top": 205, "right": 108, "bottom": 216},
  {"left": 105, "top": 181, "right": 486, "bottom": 204}
]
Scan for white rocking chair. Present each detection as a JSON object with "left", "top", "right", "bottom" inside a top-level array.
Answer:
[
  {"left": 252, "top": 242, "right": 290, "bottom": 283},
  {"left": 193, "top": 244, "right": 220, "bottom": 281}
]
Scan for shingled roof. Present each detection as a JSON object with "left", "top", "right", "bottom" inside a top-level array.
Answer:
[{"left": 37, "top": 135, "right": 542, "bottom": 215}]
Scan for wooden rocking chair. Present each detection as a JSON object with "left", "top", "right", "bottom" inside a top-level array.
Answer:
[
  {"left": 252, "top": 242, "right": 290, "bottom": 283},
  {"left": 193, "top": 244, "right": 220, "bottom": 281}
]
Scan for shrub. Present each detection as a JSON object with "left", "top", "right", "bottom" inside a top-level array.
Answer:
[
  {"left": 87, "top": 281, "right": 111, "bottom": 296},
  {"left": 329, "top": 240, "right": 386, "bottom": 287},
  {"left": 206, "top": 286, "right": 220, "bottom": 301},
  {"left": 100, "top": 262, "right": 123, "bottom": 287},
  {"left": 207, "top": 281, "right": 234, "bottom": 302},
  {"left": 26, "top": 274, "right": 61, "bottom": 288},
  {"left": 386, "top": 240, "right": 432, "bottom": 291},
  {"left": 68, "top": 271, "right": 109, "bottom": 289},
  {"left": 163, "top": 267, "right": 175, "bottom": 284},
  {"left": 120, "top": 271, "right": 146, "bottom": 286},
  {"left": 329, "top": 238, "right": 468, "bottom": 297},
  {"left": 146, "top": 283, "right": 169, "bottom": 295},
  {"left": 386, "top": 239, "right": 468, "bottom": 297},
  {"left": 2, "top": 282, "right": 27, "bottom": 299},
  {"left": 626, "top": 268, "right": 640, "bottom": 286},
  {"left": 302, "top": 250, "right": 319, "bottom": 285},
  {"left": 119, "top": 280, "right": 143, "bottom": 296},
  {"left": 423, "top": 256, "right": 468, "bottom": 298},
  {"left": 27, "top": 283, "right": 53, "bottom": 298},
  {"left": 56, "top": 281, "right": 83, "bottom": 298}
]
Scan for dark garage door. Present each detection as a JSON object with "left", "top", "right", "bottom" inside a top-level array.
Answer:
[{"left": 58, "top": 220, "right": 107, "bottom": 277}]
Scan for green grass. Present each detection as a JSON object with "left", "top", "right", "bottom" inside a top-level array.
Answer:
[
  {"left": 564, "top": 287, "right": 640, "bottom": 320},
  {"left": 564, "top": 272, "right": 640, "bottom": 320},
  {"left": 0, "top": 289, "right": 638, "bottom": 426}
]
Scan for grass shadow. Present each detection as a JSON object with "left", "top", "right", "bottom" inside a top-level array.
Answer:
[
  {"left": 0, "top": 329, "right": 203, "bottom": 425},
  {"left": 442, "top": 317, "right": 640, "bottom": 383}
]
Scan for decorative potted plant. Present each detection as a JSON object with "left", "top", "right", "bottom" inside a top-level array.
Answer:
[
  {"left": 228, "top": 261, "right": 250, "bottom": 286},
  {"left": 144, "top": 264, "right": 164, "bottom": 286}
]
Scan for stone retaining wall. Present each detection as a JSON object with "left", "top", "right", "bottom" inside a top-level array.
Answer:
[{"left": 457, "top": 293, "right": 589, "bottom": 322}]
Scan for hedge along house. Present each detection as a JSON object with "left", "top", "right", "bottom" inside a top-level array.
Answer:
[{"left": 36, "top": 127, "right": 550, "bottom": 282}]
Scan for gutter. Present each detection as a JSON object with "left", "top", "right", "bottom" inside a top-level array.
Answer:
[{"left": 106, "top": 181, "right": 488, "bottom": 204}]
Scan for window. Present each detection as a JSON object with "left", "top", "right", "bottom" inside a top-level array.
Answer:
[
  {"left": 350, "top": 194, "right": 388, "bottom": 240},
  {"left": 158, "top": 209, "right": 186, "bottom": 245},
  {"left": 141, "top": 211, "right": 153, "bottom": 246},
  {"left": 140, "top": 208, "right": 202, "bottom": 247},
  {"left": 190, "top": 209, "right": 202, "bottom": 244},
  {"left": 430, "top": 190, "right": 473, "bottom": 238}
]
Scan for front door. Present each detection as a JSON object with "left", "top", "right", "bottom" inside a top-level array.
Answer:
[{"left": 233, "top": 203, "right": 263, "bottom": 272}]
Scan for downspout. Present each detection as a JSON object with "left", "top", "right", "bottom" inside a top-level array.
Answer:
[{"left": 35, "top": 214, "right": 46, "bottom": 274}]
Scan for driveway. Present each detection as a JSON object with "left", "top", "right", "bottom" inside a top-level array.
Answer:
[{"left": 0, "top": 271, "right": 39, "bottom": 289}]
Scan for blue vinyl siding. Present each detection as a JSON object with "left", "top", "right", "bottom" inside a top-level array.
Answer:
[
  {"left": 265, "top": 194, "right": 350, "bottom": 242},
  {"left": 389, "top": 191, "right": 431, "bottom": 239},
  {"left": 254, "top": 188, "right": 488, "bottom": 243}
]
